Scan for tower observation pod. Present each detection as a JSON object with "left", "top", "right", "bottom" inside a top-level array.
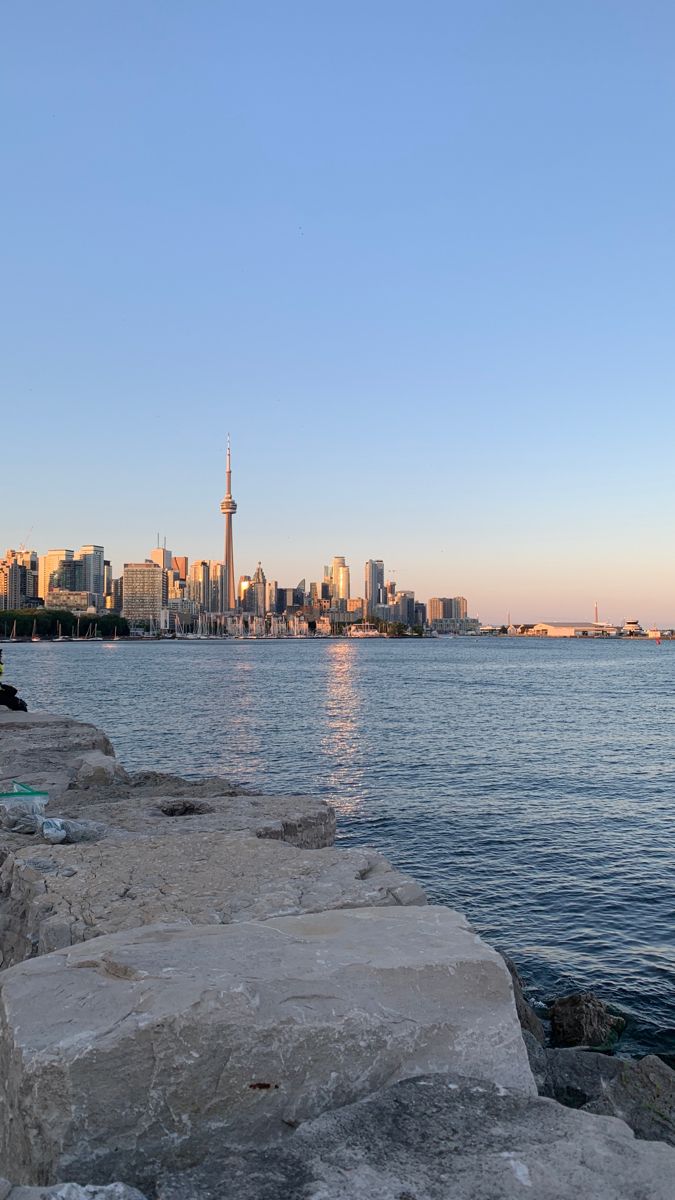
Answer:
[{"left": 220, "top": 436, "right": 237, "bottom": 611}]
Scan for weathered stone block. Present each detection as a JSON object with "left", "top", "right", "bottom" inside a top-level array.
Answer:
[
  {"left": 0, "top": 907, "right": 533, "bottom": 1187},
  {"left": 0, "top": 835, "right": 425, "bottom": 967}
]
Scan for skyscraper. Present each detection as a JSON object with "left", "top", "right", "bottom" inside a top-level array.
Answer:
[
  {"left": 365, "top": 559, "right": 384, "bottom": 614},
  {"left": 76, "top": 545, "right": 105, "bottom": 601},
  {"left": 329, "top": 556, "right": 350, "bottom": 601},
  {"left": 38, "top": 550, "right": 73, "bottom": 602},
  {"left": 220, "top": 437, "right": 237, "bottom": 611}
]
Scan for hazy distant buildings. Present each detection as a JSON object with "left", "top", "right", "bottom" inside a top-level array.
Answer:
[{"left": 122, "top": 562, "right": 164, "bottom": 624}]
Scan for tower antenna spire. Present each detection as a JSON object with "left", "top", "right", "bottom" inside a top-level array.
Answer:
[{"left": 220, "top": 435, "right": 237, "bottom": 611}]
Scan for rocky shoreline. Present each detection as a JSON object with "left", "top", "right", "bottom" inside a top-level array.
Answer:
[{"left": 0, "top": 709, "right": 673, "bottom": 1198}]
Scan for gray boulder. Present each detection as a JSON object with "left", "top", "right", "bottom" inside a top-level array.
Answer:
[
  {"left": 0, "top": 834, "right": 425, "bottom": 966},
  {"left": 157, "top": 1073, "right": 675, "bottom": 1200},
  {"left": 0, "top": 907, "right": 534, "bottom": 1187},
  {"left": 0, "top": 710, "right": 337, "bottom": 854},
  {"left": 523, "top": 1032, "right": 675, "bottom": 1146},
  {"left": 0, "top": 713, "right": 125, "bottom": 804},
  {"left": 550, "top": 991, "right": 626, "bottom": 1048}
]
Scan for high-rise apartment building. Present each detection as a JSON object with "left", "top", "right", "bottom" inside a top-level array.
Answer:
[
  {"left": 266, "top": 579, "right": 278, "bottom": 614},
  {"left": 50, "top": 558, "right": 86, "bottom": 593},
  {"left": 39, "top": 550, "right": 73, "bottom": 601},
  {"left": 171, "top": 556, "right": 188, "bottom": 581},
  {"left": 188, "top": 561, "right": 210, "bottom": 610},
  {"left": 75, "top": 545, "right": 105, "bottom": 600},
  {"left": 0, "top": 549, "right": 38, "bottom": 610},
  {"left": 251, "top": 562, "right": 266, "bottom": 617},
  {"left": 209, "top": 561, "right": 225, "bottom": 613},
  {"left": 428, "top": 596, "right": 468, "bottom": 621},
  {"left": 122, "top": 562, "right": 164, "bottom": 624},
  {"left": 365, "top": 560, "right": 384, "bottom": 613}
]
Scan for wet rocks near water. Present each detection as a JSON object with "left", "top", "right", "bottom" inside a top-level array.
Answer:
[
  {"left": 523, "top": 1031, "right": 675, "bottom": 1147},
  {"left": 499, "top": 951, "right": 546, "bottom": 1045},
  {"left": 550, "top": 990, "right": 627, "bottom": 1049}
]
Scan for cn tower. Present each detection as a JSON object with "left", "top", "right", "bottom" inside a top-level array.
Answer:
[{"left": 220, "top": 436, "right": 237, "bottom": 611}]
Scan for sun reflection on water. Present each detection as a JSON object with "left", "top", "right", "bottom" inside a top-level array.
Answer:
[{"left": 321, "top": 642, "right": 366, "bottom": 814}]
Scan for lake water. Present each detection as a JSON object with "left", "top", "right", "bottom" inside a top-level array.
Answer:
[{"left": 4, "top": 636, "right": 675, "bottom": 1059}]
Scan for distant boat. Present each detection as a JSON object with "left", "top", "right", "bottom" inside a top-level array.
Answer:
[
  {"left": 9, "top": 620, "right": 17, "bottom": 642},
  {"left": 347, "top": 623, "right": 383, "bottom": 638},
  {"left": 31, "top": 619, "right": 41, "bottom": 643}
]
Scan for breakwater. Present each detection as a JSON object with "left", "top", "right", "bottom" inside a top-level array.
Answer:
[
  {"left": 7, "top": 635, "right": 675, "bottom": 1059},
  {"left": 0, "top": 708, "right": 674, "bottom": 1198}
]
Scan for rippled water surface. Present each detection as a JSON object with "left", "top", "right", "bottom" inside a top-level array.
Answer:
[{"left": 6, "top": 637, "right": 675, "bottom": 1058}]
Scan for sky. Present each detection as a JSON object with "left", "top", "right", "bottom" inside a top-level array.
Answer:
[{"left": 3, "top": 1, "right": 675, "bottom": 624}]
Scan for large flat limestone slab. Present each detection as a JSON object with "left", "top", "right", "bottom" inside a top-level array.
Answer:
[
  {"left": 0, "top": 710, "right": 336, "bottom": 854},
  {"left": 0, "top": 907, "right": 534, "bottom": 1187},
  {"left": 0, "top": 834, "right": 425, "bottom": 966},
  {"left": 54, "top": 786, "right": 336, "bottom": 849},
  {"left": 158, "top": 1074, "right": 675, "bottom": 1200}
]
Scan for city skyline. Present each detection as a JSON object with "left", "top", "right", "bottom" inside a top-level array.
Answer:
[{"left": 4, "top": 5, "right": 675, "bottom": 624}]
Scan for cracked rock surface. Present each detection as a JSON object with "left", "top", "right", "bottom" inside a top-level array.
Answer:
[
  {"left": 157, "top": 1073, "right": 675, "bottom": 1200},
  {"left": 0, "top": 711, "right": 336, "bottom": 867},
  {"left": 0, "top": 834, "right": 425, "bottom": 966},
  {"left": 0, "top": 907, "right": 534, "bottom": 1187}
]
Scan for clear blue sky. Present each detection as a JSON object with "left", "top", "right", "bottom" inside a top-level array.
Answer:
[{"left": 3, "top": 1, "right": 675, "bottom": 623}]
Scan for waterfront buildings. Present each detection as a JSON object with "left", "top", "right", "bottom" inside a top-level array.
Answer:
[
  {"left": 220, "top": 437, "right": 237, "bottom": 611},
  {"left": 428, "top": 597, "right": 468, "bottom": 622},
  {"left": 528, "top": 621, "right": 620, "bottom": 638},
  {"left": 122, "top": 562, "right": 165, "bottom": 624},
  {"left": 46, "top": 589, "right": 95, "bottom": 611}
]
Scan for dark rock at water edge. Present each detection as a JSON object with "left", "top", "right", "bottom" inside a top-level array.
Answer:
[
  {"left": 523, "top": 1031, "right": 675, "bottom": 1147},
  {"left": 498, "top": 951, "right": 546, "bottom": 1045},
  {"left": 550, "top": 991, "right": 626, "bottom": 1049}
]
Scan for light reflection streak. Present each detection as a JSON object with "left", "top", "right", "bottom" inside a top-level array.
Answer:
[{"left": 321, "top": 642, "right": 365, "bottom": 814}]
